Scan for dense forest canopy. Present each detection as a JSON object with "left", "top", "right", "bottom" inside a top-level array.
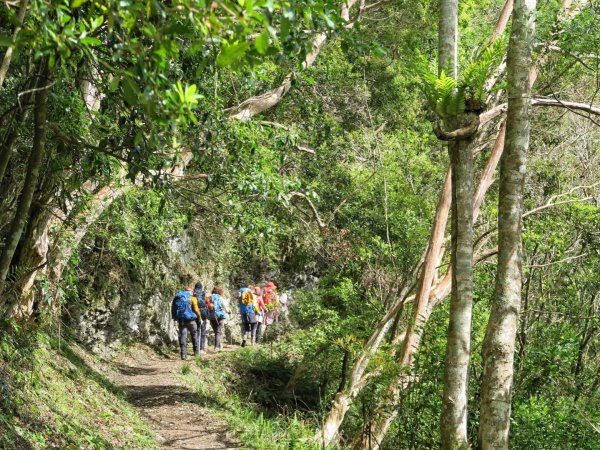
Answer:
[{"left": 0, "top": 0, "right": 599, "bottom": 448}]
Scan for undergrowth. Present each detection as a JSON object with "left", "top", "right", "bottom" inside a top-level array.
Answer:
[
  {"left": 0, "top": 320, "right": 158, "bottom": 450},
  {"left": 180, "top": 346, "right": 330, "bottom": 450}
]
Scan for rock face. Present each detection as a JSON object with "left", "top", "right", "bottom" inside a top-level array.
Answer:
[{"left": 67, "top": 232, "right": 242, "bottom": 358}]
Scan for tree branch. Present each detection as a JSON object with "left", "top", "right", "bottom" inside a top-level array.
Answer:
[
  {"left": 532, "top": 97, "right": 600, "bottom": 116},
  {"left": 432, "top": 116, "right": 480, "bottom": 141}
]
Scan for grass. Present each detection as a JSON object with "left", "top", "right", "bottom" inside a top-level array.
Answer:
[
  {"left": 0, "top": 321, "right": 159, "bottom": 450},
  {"left": 178, "top": 346, "right": 331, "bottom": 450}
]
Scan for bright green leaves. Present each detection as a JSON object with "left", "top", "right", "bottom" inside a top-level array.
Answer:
[
  {"left": 217, "top": 42, "right": 251, "bottom": 67},
  {"left": 414, "top": 38, "right": 505, "bottom": 119},
  {"left": 165, "top": 81, "right": 203, "bottom": 126},
  {"left": 255, "top": 30, "right": 270, "bottom": 55}
]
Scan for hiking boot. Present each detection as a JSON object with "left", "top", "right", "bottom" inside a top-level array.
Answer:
[
  {"left": 181, "top": 354, "right": 187, "bottom": 360},
  {"left": 241, "top": 340, "right": 246, "bottom": 347}
]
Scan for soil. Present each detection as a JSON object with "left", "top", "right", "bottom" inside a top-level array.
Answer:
[{"left": 112, "top": 344, "right": 241, "bottom": 450}]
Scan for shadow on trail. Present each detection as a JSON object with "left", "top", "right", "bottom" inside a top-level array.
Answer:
[
  {"left": 123, "top": 384, "right": 204, "bottom": 408},
  {"left": 115, "top": 363, "right": 160, "bottom": 376},
  {"left": 162, "top": 431, "right": 240, "bottom": 449}
]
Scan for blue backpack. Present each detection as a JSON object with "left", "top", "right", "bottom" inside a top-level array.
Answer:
[
  {"left": 172, "top": 291, "right": 197, "bottom": 321},
  {"left": 194, "top": 288, "right": 209, "bottom": 319},
  {"left": 238, "top": 288, "right": 255, "bottom": 315},
  {"left": 211, "top": 294, "right": 228, "bottom": 320}
]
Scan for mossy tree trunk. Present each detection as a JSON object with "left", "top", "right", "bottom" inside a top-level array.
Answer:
[
  {"left": 477, "top": 0, "right": 536, "bottom": 448},
  {"left": 0, "top": 63, "right": 51, "bottom": 298}
]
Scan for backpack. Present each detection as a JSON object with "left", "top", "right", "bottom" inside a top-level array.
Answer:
[
  {"left": 252, "top": 298, "right": 261, "bottom": 314},
  {"left": 173, "top": 291, "right": 197, "bottom": 321},
  {"left": 196, "top": 291, "right": 209, "bottom": 319},
  {"left": 241, "top": 290, "right": 254, "bottom": 306},
  {"left": 211, "top": 294, "right": 228, "bottom": 320}
]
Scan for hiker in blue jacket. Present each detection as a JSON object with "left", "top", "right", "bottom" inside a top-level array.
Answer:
[
  {"left": 208, "top": 285, "right": 230, "bottom": 352},
  {"left": 171, "top": 287, "right": 199, "bottom": 360}
]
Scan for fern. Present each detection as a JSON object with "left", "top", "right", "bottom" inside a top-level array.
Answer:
[
  {"left": 436, "top": 71, "right": 457, "bottom": 118},
  {"left": 413, "top": 37, "right": 506, "bottom": 119}
]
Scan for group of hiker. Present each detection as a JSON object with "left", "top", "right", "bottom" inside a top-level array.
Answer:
[{"left": 171, "top": 281, "right": 286, "bottom": 360}]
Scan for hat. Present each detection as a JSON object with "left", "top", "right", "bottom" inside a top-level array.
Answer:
[
  {"left": 194, "top": 282, "right": 203, "bottom": 290},
  {"left": 265, "top": 281, "right": 277, "bottom": 290}
]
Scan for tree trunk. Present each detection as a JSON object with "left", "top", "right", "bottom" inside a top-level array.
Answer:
[
  {"left": 0, "top": 79, "right": 35, "bottom": 191},
  {"left": 438, "top": 0, "right": 475, "bottom": 446},
  {"left": 0, "top": 0, "right": 29, "bottom": 89},
  {"left": 438, "top": 0, "right": 458, "bottom": 79},
  {"left": 317, "top": 285, "right": 410, "bottom": 446},
  {"left": 356, "top": 137, "right": 501, "bottom": 450},
  {"left": 477, "top": 0, "right": 536, "bottom": 448},
  {"left": 0, "top": 65, "right": 50, "bottom": 296},
  {"left": 402, "top": 170, "right": 451, "bottom": 366},
  {"left": 6, "top": 203, "right": 52, "bottom": 319},
  {"left": 441, "top": 138, "right": 474, "bottom": 450}
]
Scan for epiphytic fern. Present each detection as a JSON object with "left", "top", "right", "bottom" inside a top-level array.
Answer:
[{"left": 414, "top": 37, "right": 505, "bottom": 119}]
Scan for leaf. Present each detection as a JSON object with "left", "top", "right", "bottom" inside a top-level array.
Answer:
[
  {"left": 255, "top": 30, "right": 269, "bottom": 55},
  {"left": 109, "top": 77, "right": 120, "bottom": 93},
  {"left": 122, "top": 76, "right": 140, "bottom": 106},
  {"left": 71, "top": 0, "right": 88, "bottom": 8},
  {"left": 90, "top": 16, "right": 104, "bottom": 31},
  {"left": 80, "top": 37, "right": 101, "bottom": 46},
  {"left": 280, "top": 18, "right": 290, "bottom": 41},
  {"left": 216, "top": 41, "right": 250, "bottom": 67}
]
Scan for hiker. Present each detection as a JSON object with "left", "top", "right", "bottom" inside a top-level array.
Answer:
[
  {"left": 253, "top": 285, "right": 267, "bottom": 343},
  {"left": 238, "top": 286, "right": 257, "bottom": 346},
  {"left": 208, "top": 285, "right": 230, "bottom": 352},
  {"left": 171, "top": 287, "right": 199, "bottom": 360},
  {"left": 193, "top": 282, "right": 208, "bottom": 354},
  {"left": 261, "top": 281, "right": 280, "bottom": 340}
]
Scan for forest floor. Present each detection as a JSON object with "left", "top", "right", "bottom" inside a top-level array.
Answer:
[{"left": 112, "top": 343, "right": 241, "bottom": 450}]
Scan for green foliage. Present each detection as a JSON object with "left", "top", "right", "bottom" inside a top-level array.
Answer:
[
  {"left": 181, "top": 348, "right": 327, "bottom": 449},
  {"left": 0, "top": 324, "right": 157, "bottom": 449},
  {"left": 413, "top": 38, "right": 505, "bottom": 118}
]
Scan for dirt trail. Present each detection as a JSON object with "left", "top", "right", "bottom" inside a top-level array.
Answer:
[{"left": 112, "top": 344, "right": 241, "bottom": 450}]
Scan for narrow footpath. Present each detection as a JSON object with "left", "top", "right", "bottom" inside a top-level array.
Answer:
[{"left": 112, "top": 344, "right": 240, "bottom": 450}]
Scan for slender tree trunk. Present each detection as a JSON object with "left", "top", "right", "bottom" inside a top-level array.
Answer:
[
  {"left": 355, "top": 135, "right": 501, "bottom": 450},
  {"left": 0, "top": 65, "right": 50, "bottom": 295},
  {"left": 477, "top": 0, "right": 536, "bottom": 448},
  {"left": 317, "top": 284, "right": 411, "bottom": 446},
  {"left": 0, "top": 80, "right": 35, "bottom": 190},
  {"left": 441, "top": 138, "right": 474, "bottom": 450},
  {"left": 0, "top": 0, "right": 29, "bottom": 89},
  {"left": 438, "top": 0, "right": 458, "bottom": 79},
  {"left": 339, "top": 0, "right": 575, "bottom": 443},
  {"left": 403, "top": 171, "right": 451, "bottom": 366},
  {"left": 438, "top": 0, "right": 475, "bottom": 447},
  {"left": 320, "top": 0, "right": 517, "bottom": 439}
]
